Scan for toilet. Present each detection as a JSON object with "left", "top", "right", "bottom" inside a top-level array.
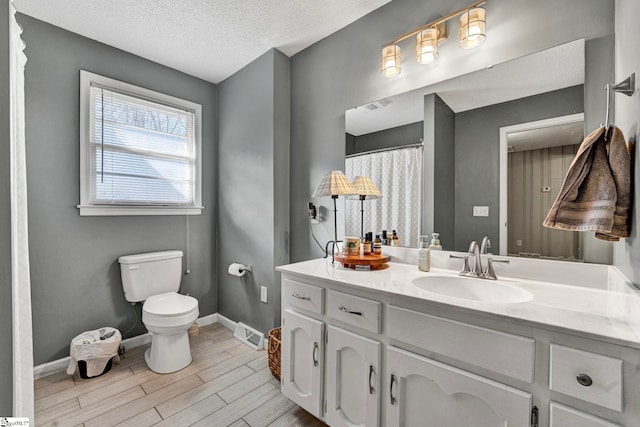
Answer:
[{"left": 118, "top": 250, "right": 199, "bottom": 374}]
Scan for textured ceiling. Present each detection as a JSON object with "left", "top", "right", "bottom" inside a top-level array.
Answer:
[{"left": 14, "top": 0, "right": 390, "bottom": 83}]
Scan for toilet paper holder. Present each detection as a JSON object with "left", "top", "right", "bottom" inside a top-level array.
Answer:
[
  {"left": 228, "top": 262, "right": 252, "bottom": 277},
  {"left": 237, "top": 263, "right": 252, "bottom": 273}
]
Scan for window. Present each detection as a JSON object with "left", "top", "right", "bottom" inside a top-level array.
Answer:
[{"left": 79, "top": 70, "right": 202, "bottom": 216}]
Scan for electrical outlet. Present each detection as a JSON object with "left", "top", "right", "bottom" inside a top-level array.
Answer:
[
  {"left": 260, "top": 286, "right": 268, "bottom": 303},
  {"left": 473, "top": 206, "right": 489, "bottom": 217}
]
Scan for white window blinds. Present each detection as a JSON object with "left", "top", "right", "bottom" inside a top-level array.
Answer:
[{"left": 89, "top": 85, "right": 197, "bottom": 206}]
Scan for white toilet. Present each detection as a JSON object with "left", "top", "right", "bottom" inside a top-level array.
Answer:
[{"left": 118, "top": 250, "right": 199, "bottom": 374}]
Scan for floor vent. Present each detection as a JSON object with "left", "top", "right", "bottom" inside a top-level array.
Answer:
[{"left": 233, "top": 322, "right": 264, "bottom": 350}]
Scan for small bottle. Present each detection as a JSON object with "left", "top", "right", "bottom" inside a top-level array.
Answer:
[
  {"left": 391, "top": 230, "right": 399, "bottom": 247},
  {"left": 363, "top": 233, "right": 372, "bottom": 255},
  {"left": 429, "top": 233, "right": 442, "bottom": 250},
  {"left": 373, "top": 234, "right": 382, "bottom": 255},
  {"left": 418, "top": 236, "right": 430, "bottom": 272},
  {"left": 381, "top": 230, "right": 388, "bottom": 246}
]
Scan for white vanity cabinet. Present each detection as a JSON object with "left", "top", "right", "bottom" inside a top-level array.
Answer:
[
  {"left": 325, "top": 325, "right": 381, "bottom": 427},
  {"left": 281, "top": 277, "right": 382, "bottom": 424},
  {"left": 386, "top": 346, "right": 532, "bottom": 427},
  {"left": 278, "top": 263, "right": 639, "bottom": 427},
  {"left": 281, "top": 308, "right": 324, "bottom": 418}
]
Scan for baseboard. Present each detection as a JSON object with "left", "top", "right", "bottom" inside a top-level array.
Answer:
[
  {"left": 33, "top": 356, "right": 73, "bottom": 380},
  {"left": 196, "top": 313, "right": 217, "bottom": 327},
  {"left": 34, "top": 312, "right": 219, "bottom": 379},
  {"left": 215, "top": 313, "right": 237, "bottom": 331}
]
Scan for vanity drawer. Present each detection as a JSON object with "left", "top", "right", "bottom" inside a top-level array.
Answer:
[
  {"left": 550, "top": 402, "right": 621, "bottom": 427},
  {"left": 388, "top": 305, "right": 535, "bottom": 382},
  {"left": 283, "top": 278, "right": 324, "bottom": 314},
  {"left": 327, "top": 290, "right": 381, "bottom": 333},
  {"left": 549, "top": 344, "right": 622, "bottom": 412}
]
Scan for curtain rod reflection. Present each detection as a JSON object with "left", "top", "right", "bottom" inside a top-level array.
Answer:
[{"left": 346, "top": 140, "right": 424, "bottom": 158}]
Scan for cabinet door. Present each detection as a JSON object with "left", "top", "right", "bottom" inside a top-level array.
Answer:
[
  {"left": 281, "top": 309, "right": 324, "bottom": 418},
  {"left": 386, "top": 347, "right": 532, "bottom": 427},
  {"left": 325, "top": 325, "right": 381, "bottom": 427}
]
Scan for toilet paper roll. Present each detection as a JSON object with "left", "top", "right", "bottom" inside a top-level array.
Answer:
[{"left": 228, "top": 263, "right": 247, "bottom": 277}]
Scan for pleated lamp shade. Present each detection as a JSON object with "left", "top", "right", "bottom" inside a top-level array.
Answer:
[
  {"left": 312, "top": 171, "right": 356, "bottom": 197},
  {"left": 348, "top": 176, "right": 382, "bottom": 200}
]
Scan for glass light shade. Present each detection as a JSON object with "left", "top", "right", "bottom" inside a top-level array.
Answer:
[
  {"left": 381, "top": 45, "right": 402, "bottom": 77},
  {"left": 348, "top": 176, "right": 382, "bottom": 200},
  {"left": 459, "top": 7, "right": 486, "bottom": 49},
  {"left": 312, "top": 171, "right": 356, "bottom": 198},
  {"left": 416, "top": 28, "right": 439, "bottom": 64}
]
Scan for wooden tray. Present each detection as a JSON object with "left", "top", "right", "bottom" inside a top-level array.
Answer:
[{"left": 335, "top": 253, "right": 390, "bottom": 270}]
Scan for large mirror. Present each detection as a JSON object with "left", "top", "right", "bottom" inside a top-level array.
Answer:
[{"left": 345, "top": 39, "right": 613, "bottom": 264}]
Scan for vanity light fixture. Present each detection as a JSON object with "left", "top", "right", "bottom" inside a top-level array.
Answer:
[
  {"left": 381, "top": 45, "right": 402, "bottom": 77},
  {"left": 348, "top": 176, "right": 382, "bottom": 238},
  {"left": 459, "top": 7, "right": 486, "bottom": 49},
  {"left": 381, "top": 0, "right": 486, "bottom": 77},
  {"left": 312, "top": 171, "right": 356, "bottom": 263},
  {"left": 416, "top": 28, "right": 440, "bottom": 64}
]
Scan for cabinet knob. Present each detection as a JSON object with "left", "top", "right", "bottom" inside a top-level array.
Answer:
[{"left": 576, "top": 373, "right": 593, "bottom": 387}]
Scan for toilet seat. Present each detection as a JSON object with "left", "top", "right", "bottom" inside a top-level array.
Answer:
[{"left": 143, "top": 292, "right": 198, "bottom": 317}]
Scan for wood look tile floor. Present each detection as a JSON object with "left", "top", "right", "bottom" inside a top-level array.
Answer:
[{"left": 34, "top": 323, "right": 328, "bottom": 427}]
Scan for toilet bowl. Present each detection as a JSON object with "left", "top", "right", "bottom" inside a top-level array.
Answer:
[
  {"left": 118, "top": 250, "right": 199, "bottom": 374},
  {"left": 142, "top": 292, "right": 199, "bottom": 373}
]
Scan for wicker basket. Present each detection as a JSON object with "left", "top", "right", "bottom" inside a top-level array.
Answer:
[{"left": 268, "top": 327, "right": 281, "bottom": 380}]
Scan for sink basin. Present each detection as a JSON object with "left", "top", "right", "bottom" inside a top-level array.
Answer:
[{"left": 412, "top": 275, "right": 534, "bottom": 303}]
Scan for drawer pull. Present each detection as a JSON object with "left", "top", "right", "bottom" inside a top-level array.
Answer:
[
  {"left": 576, "top": 373, "right": 593, "bottom": 387},
  {"left": 292, "top": 293, "right": 311, "bottom": 301},
  {"left": 369, "top": 364, "right": 375, "bottom": 395},
  {"left": 339, "top": 306, "right": 363, "bottom": 316},
  {"left": 312, "top": 342, "right": 319, "bottom": 367}
]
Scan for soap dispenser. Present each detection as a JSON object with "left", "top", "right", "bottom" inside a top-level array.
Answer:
[
  {"left": 429, "top": 233, "right": 442, "bottom": 250},
  {"left": 418, "top": 236, "right": 430, "bottom": 272}
]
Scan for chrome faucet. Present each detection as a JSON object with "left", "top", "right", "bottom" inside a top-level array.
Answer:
[
  {"left": 480, "top": 236, "right": 491, "bottom": 254},
  {"left": 468, "top": 240, "right": 483, "bottom": 276},
  {"left": 449, "top": 238, "right": 510, "bottom": 280}
]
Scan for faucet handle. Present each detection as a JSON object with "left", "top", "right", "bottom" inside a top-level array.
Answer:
[
  {"left": 483, "top": 258, "right": 509, "bottom": 280},
  {"left": 449, "top": 254, "right": 471, "bottom": 276}
]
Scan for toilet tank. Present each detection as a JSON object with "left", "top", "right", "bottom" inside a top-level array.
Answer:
[{"left": 118, "top": 250, "right": 183, "bottom": 302}]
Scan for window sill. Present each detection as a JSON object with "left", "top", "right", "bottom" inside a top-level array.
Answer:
[{"left": 77, "top": 205, "right": 204, "bottom": 216}]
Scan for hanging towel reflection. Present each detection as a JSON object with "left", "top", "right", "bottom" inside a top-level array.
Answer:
[{"left": 543, "top": 126, "right": 631, "bottom": 241}]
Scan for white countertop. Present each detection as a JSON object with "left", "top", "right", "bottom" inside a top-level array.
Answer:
[{"left": 277, "top": 256, "right": 640, "bottom": 348}]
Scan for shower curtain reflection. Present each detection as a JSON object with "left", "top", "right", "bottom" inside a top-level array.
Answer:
[{"left": 346, "top": 146, "right": 423, "bottom": 248}]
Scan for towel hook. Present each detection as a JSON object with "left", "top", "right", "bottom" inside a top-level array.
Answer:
[{"left": 604, "top": 73, "right": 635, "bottom": 129}]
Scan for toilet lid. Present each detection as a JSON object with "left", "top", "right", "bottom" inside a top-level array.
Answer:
[{"left": 143, "top": 292, "right": 198, "bottom": 316}]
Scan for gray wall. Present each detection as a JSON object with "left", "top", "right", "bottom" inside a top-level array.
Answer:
[
  {"left": 18, "top": 14, "right": 218, "bottom": 364},
  {"left": 217, "top": 49, "right": 290, "bottom": 334},
  {"left": 0, "top": 0, "right": 13, "bottom": 414},
  {"left": 290, "top": 0, "right": 615, "bottom": 262},
  {"left": 349, "top": 122, "right": 423, "bottom": 155},
  {"left": 423, "top": 94, "right": 456, "bottom": 249},
  {"left": 613, "top": 0, "right": 640, "bottom": 282},
  {"left": 454, "top": 85, "right": 584, "bottom": 252}
]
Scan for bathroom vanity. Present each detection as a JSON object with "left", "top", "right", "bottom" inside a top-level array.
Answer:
[{"left": 276, "top": 251, "right": 640, "bottom": 427}]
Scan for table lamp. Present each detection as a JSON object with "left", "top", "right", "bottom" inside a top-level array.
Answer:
[
  {"left": 312, "top": 171, "right": 356, "bottom": 263},
  {"left": 349, "top": 176, "right": 382, "bottom": 239}
]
